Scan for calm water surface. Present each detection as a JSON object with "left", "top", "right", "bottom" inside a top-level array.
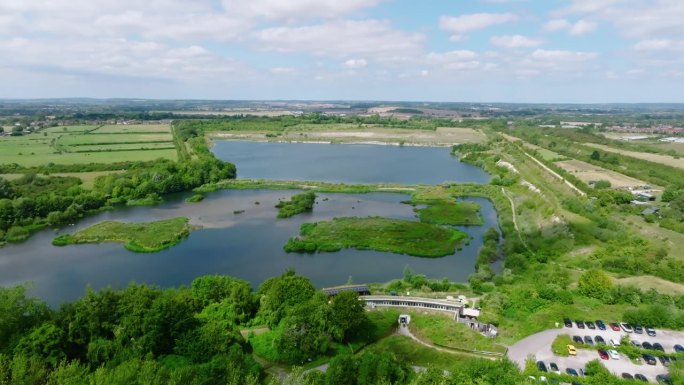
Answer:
[
  {"left": 0, "top": 190, "right": 498, "bottom": 305},
  {"left": 212, "top": 141, "right": 490, "bottom": 184}
]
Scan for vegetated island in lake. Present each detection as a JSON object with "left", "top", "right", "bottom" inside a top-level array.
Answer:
[
  {"left": 275, "top": 191, "right": 316, "bottom": 218},
  {"left": 52, "top": 217, "right": 193, "bottom": 253},
  {"left": 185, "top": 193, "right": 205, "bottom": 203},
  {"left": 414, "top": 200, "right": 483, "bottom": 226},
  {"left": 283, "top": 216, "right": 467, "bottom": 257}
]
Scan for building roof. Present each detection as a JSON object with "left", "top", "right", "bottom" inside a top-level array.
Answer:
[{"left": 322, "top": 284, "right": 370, "bottom": 296}]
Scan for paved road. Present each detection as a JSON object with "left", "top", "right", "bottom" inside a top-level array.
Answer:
[{"left": 507, "top": 325, "right": 684, "bottom": 383}]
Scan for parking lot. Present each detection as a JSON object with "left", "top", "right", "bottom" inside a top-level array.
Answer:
[{"left": 507, "top": 324, "right": 684, "bottom": 383}]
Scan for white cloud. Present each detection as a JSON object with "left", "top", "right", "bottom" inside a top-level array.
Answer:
[
  {"left": 439, "top": 13, "right": 517, "bottom": 40},
  {"left": 270, "top": 67, "right": 295, "bottom": 74},
  {"left": 531, "top": 49, "right": 597, "bottom": 62},
  {"left": 490, "top": 35, "right": 543, "bottom": 48},
  {"left": 222, "top": 0, "right": 383, "bottom": 20},
  {"left": 426, "top": 50, "right": 481, "bottom": 70},
  {"left": 543, "top": 18, "right": 596, "bottom": 36},
  {"left": 254, "top": 20, "right": 424, "bottom": 60},
  {"left": 559, "top": 0, "right": 684, "bottom": 39},
  {"left": 568, "top": 19, "right": 597, "bottom": 36},
  {"left": 343, "top": 59, "right": 368, "bottom": 69},
  {"left": 633, "top": 39, "right": 677, "bottom": 51},
  {"left": 543, "top": 19, "right": 571, "bottom": 32}
]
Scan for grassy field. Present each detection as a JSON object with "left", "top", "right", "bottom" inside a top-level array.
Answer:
[
  {"left": 92, "top": 124, "right": 172, "bottom": 134},
  {"left": 584, "top": 142, "right": 684, "bottom": 170},
  {"left": 409, "top": 312, "right": 507, "bottom": 353},
  {"left": 57, "top": 133, "right": 172, "bottom": 146},
  {"left": 52, "top": 217, "right": 192, "bottom": 252},
  {"left": 43, "top": 125, "right": 98, "bottom": 133},
  {"left": 415, "top": 200, "right": 483, "bottom": 226},
  {"left": 284, "top": 217, "right": 467, "bottom": 257},
  {"left": 366, "top": 335, "right": 477, "bottom": 372},
  {"left": 555, "top": 159, "right": 648, "bottom": 189},
  {"left": 0, "top": 124, "right": 177, "bottom": 166},
  {"left": 615, "top": 275, "right": 684, "bottom": 295}
]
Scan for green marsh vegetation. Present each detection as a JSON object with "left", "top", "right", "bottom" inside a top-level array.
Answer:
[
  {"left": 414, "top": 199, "right": 482, "bottom": 225},
  {"left": 52, "top": 217, "right": 192, "bottom": 252},
  {"left": 275, "top": 191, "right": 316, "bottom": 218},
  {"left": 185, "top": 193, "right": 205, "bottom": 203},
  {"left": 283, "top": 217, "right": 467, "bottom": 257}
]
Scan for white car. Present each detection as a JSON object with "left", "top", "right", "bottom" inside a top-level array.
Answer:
[{"left": 608, "top": 349, "right": 620, "bottom": 360}]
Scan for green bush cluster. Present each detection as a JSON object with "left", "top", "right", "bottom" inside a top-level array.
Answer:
[{"left": 276, "top": 191, "right": 316, "bottom": 218}]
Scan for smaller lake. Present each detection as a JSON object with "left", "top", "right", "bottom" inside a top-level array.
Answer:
[
  {"left": 211, "top": 141, "right": 490, "bottom": 185},
  {"left": 0, "top": 190, "right": 499, "bottom": 306}
]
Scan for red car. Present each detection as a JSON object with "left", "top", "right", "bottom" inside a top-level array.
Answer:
[
  {"left": 598, "top": 349, "right": 609, "bottom": 360},
  {"left": 609, "top": 323, "right": 621, "bottom": 331}
]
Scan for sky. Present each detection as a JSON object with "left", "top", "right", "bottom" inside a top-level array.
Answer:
[{"left": 0, "top": 0, "right": 682, "bottom": 103}]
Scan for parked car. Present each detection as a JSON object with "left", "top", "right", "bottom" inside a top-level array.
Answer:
[
  {"left": 653, "top": 342, "right": 664, "bottom": 352},
  {"left": 635, "top": 374, "right": 648, "bottom": 382},
  {"left": 621, "top": 323, "right": 634, "bottom": 333},
  {"left": 656, "top": 374, "right": 672, "bottom": 384},
  {"left": 595, "top": 335, "right": 605, "bottom": 344},
  {"left": 564, "top": 318, "right": 573, "bottom": 328},
  {"left": 596, "top": 320, "right": 606, "bottom": 330},
  {"left": 598, "top": 349, "right": 609, "bottom": 360},
  {"left": 537, "top": 361, "right": 547, "bottom": 372},
  {"left": 573, "top": 336, "right": 584, "bottom": 344},
  {"left": 631, "top": 340, "right": 642, "bottom": 347},
  {"left": 575, "top": 320, "right": 585, "bottom": 329},
  {"left": 609, "top": 322, "right": 621, "bottom": 331},
  {"left": 658, "top": 356, "right": 670, "bottom": 366},
  {"left": 646, "top": 326, "right": 656, "bottom": 337},
  {"left": 642, "top": 342, "right": 653, "bottom": 350},
  {"left": 566, "top": 368, "right": 579, "bottom": 376},
  {"left": 634, "top": 324, "right": 644, "bottom": 334},
  {"left": 621, "top": 373, "right": 634, "bottom": 380},
  {"left": 675, "top": 344, "right": 684, "bottom": 353},
  {"left": 567, "top": 345, "right": 577, "bottom": 356},
  {"left": 549, "top": 362, "right": 560, "bottom": 374},
  {"left": 643, "top": 354, "right": 657, "bottom": 365},
  {"left": 586, "top": 321, "right": 596, "bottom": 329},
  {"left": 610, "top": 338, "right": 621, "bottom": 347},
  {"left": 584, "top": 336, "right": 594, "bottom": 345},
  {"left": 608, "top": 349, "right": 620, "bottom": 360}
]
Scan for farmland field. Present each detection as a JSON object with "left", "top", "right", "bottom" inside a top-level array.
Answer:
[
  {"left": 92, "top": 124, "right": 172, "bottom": 134},
  {"left": 0, "top": 124, "right": 177, "bottom": 166},
  {"left": 555, "top": 159, "right": 648, "bottom": 189},
  {"left": 57, "top": 133, "right": 172, "bottom": 146},
  {"left": 584, "top": 142, "right": 684, "bottom": 170}
]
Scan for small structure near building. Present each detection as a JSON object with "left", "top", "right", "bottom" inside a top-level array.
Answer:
[{"left": 641, "top": 206, "right": 660, "bottom": 217}]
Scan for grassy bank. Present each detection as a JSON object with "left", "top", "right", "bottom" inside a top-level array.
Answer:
[
  {"left": 284, "top": 217, "right": 467, "bottom": 257},
  {"left": 415, "top": 200, "right": 483, "bottom": 226},
  {"left": 52, "top": 217, "right": 193, "bottom": 252},
  {"left": 409, "top": 313, "right": 507, "bottom": 354},
  {"left": 195, "top": 178, "right": 417, "bottom": 194},
  {"left": 276, "top": 191, "right": 316, "bottom": 218}
]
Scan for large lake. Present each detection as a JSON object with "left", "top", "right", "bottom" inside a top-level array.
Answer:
[
  {"left": 211, "top": 141, "right": 490, "bottom": 184},
  {"left": 0, "top": 190, "right": 498, "bottom": 306}
]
